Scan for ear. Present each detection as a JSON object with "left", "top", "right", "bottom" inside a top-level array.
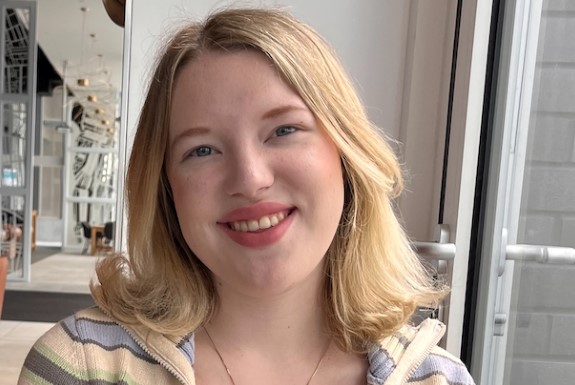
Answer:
[{"left": 102, "top": 0, "right": 125, "bottom": 27}]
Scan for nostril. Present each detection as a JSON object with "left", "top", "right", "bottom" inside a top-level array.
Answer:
[{"left": 223, "top": 158, "right": 274, "bottom": 198}]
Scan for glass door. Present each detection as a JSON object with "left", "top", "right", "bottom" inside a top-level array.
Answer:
[
  {"left": 471, "top": 0, "right": 575, "bottom": 384},
  {"left": 0, "top": 0, "right": 37, "bottom": 281},
  {"left": 61, "top": 90, "right": 119, "bottom": 254}
]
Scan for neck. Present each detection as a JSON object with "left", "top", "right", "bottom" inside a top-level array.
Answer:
[
  {"left": 207, "top": 268, "right": 329, "bottom": 357},
  {"left": 196, "top": 267, "right": 370, "bottom": 385}
]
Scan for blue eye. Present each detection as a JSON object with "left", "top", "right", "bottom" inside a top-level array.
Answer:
[
  {"left": 275, "top": 126, "right": 297, "bottom": 137},
  {"left": 190, "top": 146, "right": 213, "bottom": 157}
]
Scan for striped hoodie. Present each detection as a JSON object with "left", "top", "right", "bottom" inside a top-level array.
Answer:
[{"left": 18, "top": 307, "right": 475, "bottom": 384}]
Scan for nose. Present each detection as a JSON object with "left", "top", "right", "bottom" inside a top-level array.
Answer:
[{"left": 224, "top": 147, "right": 274, "bottom": 198}]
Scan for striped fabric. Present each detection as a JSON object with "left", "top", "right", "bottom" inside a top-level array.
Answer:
[
  {"left": 368, "top": 320, "right": 476, "bottom": 385},
  {"left": 18, "top": 307, "right": 475, "bottom": 384}
]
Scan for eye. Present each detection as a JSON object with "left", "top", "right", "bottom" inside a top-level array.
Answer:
[
  {"left": 187, "top": 145, "right": 213, "bottom": 158},
  {"left": 274, "top": 126, "right": 297, "bottom": 137}
]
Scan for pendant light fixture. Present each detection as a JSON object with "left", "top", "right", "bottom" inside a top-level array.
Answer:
[{"left": 77, "top": 6, "right": 89, "bottom": 87}]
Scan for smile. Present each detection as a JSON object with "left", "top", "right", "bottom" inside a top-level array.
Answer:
[{"left": 228, "top": 211, "right": 289, "bottom": 232}]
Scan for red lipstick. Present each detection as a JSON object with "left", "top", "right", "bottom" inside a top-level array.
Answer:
[
  {"left": 218, "top": 202, "right": 295, "bottom": 248},
  {"left": 219, "top": 202, "right": 292, "bottom": 222}
]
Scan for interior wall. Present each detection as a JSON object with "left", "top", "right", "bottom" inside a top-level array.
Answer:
[
  {"left": 396, "top": 0, "right": 457, "bottom": 242},
  {"left": 126, "top": 0, "right": 410, "bottom": 147}
]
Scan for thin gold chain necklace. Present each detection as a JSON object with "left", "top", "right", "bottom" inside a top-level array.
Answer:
[{"left": 203, "top": 326, "right": 331, "bottom": 385}]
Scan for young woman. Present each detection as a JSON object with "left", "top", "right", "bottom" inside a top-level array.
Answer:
[{"left": 19, "top": 8, "right": 475, "bottom": 385}]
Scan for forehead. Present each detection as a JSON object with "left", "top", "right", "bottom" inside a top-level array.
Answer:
[
  {"left": 169, "top": 50, "right": 308, "bottom": 123},
  {"left": 173, "top": 49, "right": 278, "bottom": 92}
]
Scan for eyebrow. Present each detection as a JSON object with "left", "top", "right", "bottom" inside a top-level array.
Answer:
[
  {"left": 261, "top": 104, "right": 311, "bottom": 120},
  {"left": 170, "top": 126, "right": 210, "bottom": 150},
  {"left": 170, "top": 105, "right": 310, "bottom": 149}
]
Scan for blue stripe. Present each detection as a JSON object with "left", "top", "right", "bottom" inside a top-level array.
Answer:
[
  {"left": 367, "top": 345, "right": 396, "bottom": 384},
  {"left": 60, "top": 315, "right": 157, "bottom": 364},
  {"left": 177, "top": 332, "right": 195, "bottom": 365},
  {"left": 409, "top": 353, "right": 475, "bottom": 384}
]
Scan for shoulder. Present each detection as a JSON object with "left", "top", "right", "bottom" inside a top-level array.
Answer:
[
  {"left": 405, "top": 320, "right": 475, "bottom": 385},
  {"left": 40, "top": 306, "right": 153, "bottom": 358},
  {"left": 18, "top": 307, "right": 158, "bottom": 384},
  {"left": 368, "top": 319, "right": 475, "bottom": 385},
  {"left": 57, "top": 307, "right": 155, "bottom": 356},
  {"left": 409, "top": 345, "right": 476, "bottom": 385}
]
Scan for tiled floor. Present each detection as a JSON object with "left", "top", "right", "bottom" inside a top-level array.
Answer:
[
  {"left": 0, "top": 321, "right": 54, "bottom": 384},
  {"left": 6, "top": 253, "right": 98, "bottom": 294},
  {"left": 1, "top": 252, "right": 96, "bottom": 383}
]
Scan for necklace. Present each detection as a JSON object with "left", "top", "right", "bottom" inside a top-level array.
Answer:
[{"left": 203, "top": 326, "right": 331, "bottom": 385}]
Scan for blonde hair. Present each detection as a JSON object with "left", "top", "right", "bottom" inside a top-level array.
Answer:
[{"left": 92, "top": 7, "right": 444, "bottom": 352}]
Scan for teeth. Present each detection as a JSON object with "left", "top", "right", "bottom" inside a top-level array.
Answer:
[
  {"left": 247, "top": 220, "right": 259, "bottom": 232},
  {"left": 270, "top": 215, "right": 279, "bottom": 226},
  {"left": 229, "top": 211, "right": 288, "bottom": 232},
  {"left": 259, "top": 216, "right": 271, "bottom": 229}
]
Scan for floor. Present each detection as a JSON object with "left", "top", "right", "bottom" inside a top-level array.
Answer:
[
  {"left": 0, "top": 249, "right": 98, "bottom": 384},
  {"left": 6, "top": 253, "right": 97, "bottom": 294},
  {"left": 0, "top": 320, "right": 54, "bottom": 384}
]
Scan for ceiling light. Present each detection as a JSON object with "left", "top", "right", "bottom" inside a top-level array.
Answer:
[{"left": 77, "top": 7, "right": 90, "bottom": 87}]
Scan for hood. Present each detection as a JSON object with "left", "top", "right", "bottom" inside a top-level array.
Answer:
[{"left": 368, "top": 318, "right": 446, "bottom": 385}]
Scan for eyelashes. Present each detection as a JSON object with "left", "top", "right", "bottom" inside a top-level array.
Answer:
[
  {"left": 188, "top": 146, "right": 214, "bottom": 158},
  {"left": 181, "top": 125, "right": 301, "bottom": 161},
  {"left": 273, "top": 125, "right": 297, "bottom": 137}
]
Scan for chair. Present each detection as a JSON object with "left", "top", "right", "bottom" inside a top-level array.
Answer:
[
  {"left": 103, "top": 221, "right": 115, "bottom": 245},
  {"left": 81, "top": 222, "right": 104, "bottom": 255},
  {"left": 80, "top": 222, "right": 93, "bottom": 254},
  {"left": 31, "top": 210, "right": 37, "bottom": 252},
  {"left": 94, "top": 221, "right": 115, "bottom": 255}
]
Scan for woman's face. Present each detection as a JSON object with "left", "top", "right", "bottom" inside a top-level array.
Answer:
[{"left": 165, "top": 50, "right": 344, "bottom": 298}]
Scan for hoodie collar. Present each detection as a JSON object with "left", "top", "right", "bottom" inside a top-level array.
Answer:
[
  {"left": 367, "top": 318, "right": 446, "bottom": 385},
  {"left": 122, "top": 311, "right": 445, "bottom": 385}
]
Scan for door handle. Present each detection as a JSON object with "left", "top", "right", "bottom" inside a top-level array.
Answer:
[
  {"left": 499, "top": 228, "right": 575, "bottom": 276},
  {"left": 411, "top": 225, "right": 456, "bottom": 325},
  {"left": 412, "top": 223, "right": 456, "bottom": 261},
  {"left": 413, "top": 241, "right": 456, "bottom": 261},
  {"left": 412, "top": 224, "right": 457, "bottom": 276},
  {"left": 506, "top": 244, "right": 575, "bottom": 264}
]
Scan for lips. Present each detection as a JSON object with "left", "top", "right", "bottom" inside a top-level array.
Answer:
[
  {"left": 218, "top": 203, "right": 295, "bottom": 248},
  {"left": 229, "top": 211, "right": 287, "bottom": 232}
]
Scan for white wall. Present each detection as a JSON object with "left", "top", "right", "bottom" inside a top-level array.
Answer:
[{"left": 124, "top": 0, "right": 410, "bottom": 151}]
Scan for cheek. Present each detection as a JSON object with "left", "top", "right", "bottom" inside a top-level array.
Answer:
[
  {"left": 325, "top": 164, "right": 345, "bottom": 216},
  {"left": 318, "top": 145, "right": 345, "bottom": 217},
  {"left": 313, "top": 142, "right": 344, "bottom": 189},
  {"left": 295, "top": 143, "right": 345, "bottom": 209},
  {"left": 168, "top": 174, "right": 215, "bottom": 257},
  {"left": 168, "top": 172, "right": 209, "bottom": 224}
]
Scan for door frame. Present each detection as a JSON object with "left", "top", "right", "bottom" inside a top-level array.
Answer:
[
  {"left": 398, "top": 0, "right": 494, "bottom": 356},
  {"left": 0, "top": 0, "right": 38, "bottom": 282}
]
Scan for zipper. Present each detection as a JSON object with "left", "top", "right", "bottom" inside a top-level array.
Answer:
[
  {"left": 98, "top": 307, "right": 191, "bottom": 384},
  {"left": 381, "top": 319, "right": 445, "bottom": 385},
  {"left": 403, "top": 324, "right": 444, "bottom": 381},
  {"left": 119, "top": 323, "right": 190, "bottom": 384},
  {"left": 367, "top": 321, "right": 443, "bottom": 385}
]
